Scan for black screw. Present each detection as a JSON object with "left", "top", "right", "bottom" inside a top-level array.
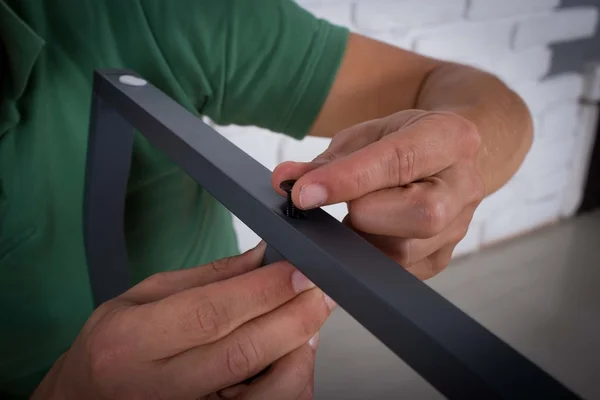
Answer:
[{"left": 280, "top": 180, "right": 301, "bottom": 219}]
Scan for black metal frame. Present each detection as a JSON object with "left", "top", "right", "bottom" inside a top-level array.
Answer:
[{"left": 83, "top": 69, "right": 580, "bottom": 399}]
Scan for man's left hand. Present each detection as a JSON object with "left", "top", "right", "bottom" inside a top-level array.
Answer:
[{"left": 272, "top": 110, "right": 485, "bottom": 280}]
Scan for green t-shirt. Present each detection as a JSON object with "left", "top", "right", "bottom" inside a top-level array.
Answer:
[{"left": 0, "top": 0, "right": 348, "bottom": 396}]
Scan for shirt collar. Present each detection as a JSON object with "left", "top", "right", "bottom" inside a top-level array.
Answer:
[{"left": 0, "top": 0, "right": 45, "bottom": 100}]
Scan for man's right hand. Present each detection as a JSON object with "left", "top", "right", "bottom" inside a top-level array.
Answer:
[{"left": 31, "top": 241, "right": 335, "bottom": 400}]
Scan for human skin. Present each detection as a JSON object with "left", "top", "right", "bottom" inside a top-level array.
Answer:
[{"left": 273, "top": 33, "right": 533, "bottom": 280}]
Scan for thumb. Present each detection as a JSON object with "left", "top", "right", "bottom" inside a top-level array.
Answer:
[
  {"left": 270, "top": 112, "right": 413, "bottom": 200},
  {"left": 271, "top": 156, "right": 334, "bottom": 197},
  {"left": 121, "top": 241, "right": 268, "bottom": 303}
]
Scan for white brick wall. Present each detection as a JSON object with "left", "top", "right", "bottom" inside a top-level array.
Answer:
[
  {"left": 467, "top": 0, "right": 560, "bottom": 20},
  {"left": 514, "top": 7, "right": 599, "bottom": 50},
  {"left": 211, "top": 0, "right": 599, "bottom": 258},
  {"left": 414, "top": 20, "right": 514, "bottom": 62},
  {"left": 493, "top": 46, "right": 552, "bottom": 83},
  {"left": 354, "top": 0, "right": 466, "bottom": 33},
  {"left": 297, "top": 1, "right": 354, "bottom": 28}
]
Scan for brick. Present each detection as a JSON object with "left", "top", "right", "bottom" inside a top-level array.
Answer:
[
  {"left": 511, "top": 73, "right": 584, "bottom": 115},
  {"left": 493, "top": 46, "right": 552, "bottom": 84},
  {"left": 525, "top": 167, "right": 570, "bottom": 201},
  {"left": 513, "top": 7, "right": 599, "bottom": 50},
  {"left": 472, "top": 177, "right": 527, "bottom": 223},
  {"left": 458, "top": 52, "right": 501, "bottom": 75},
  {"left": 453, "top": 46, "right": 551, "bottom": 84},
  {"left": 482, "top": 196, "right": 562, "bottom": 244},
  {"left": 536, "top": 103, "right": 581, "bottom": 140},
  {"left": 354, "top": 0, "right": 466, "bottom": 33},
  {"left": 296, "top": 1, "right": 353, "bottom": 28},
  {"left": 362, "top": 31, "right": 413, "bottom": 49},
  {"left": 414, "top": 21, "right": 513, "bottom": 62},
  {"left": 213, "top": 124, "right": 281, "bottom": 171},
  {"left": 467, "top": 0, "right": 559, "bottom": 20},
  {"left": 279, "top": 136, "right": 332, "bottom": 163},
  {"left": 515, "top": 134, "right": 577, "bottom": 180}
]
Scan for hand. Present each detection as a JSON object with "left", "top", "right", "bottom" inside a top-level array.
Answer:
[
  {"left": 32, "top": 242, "right": 334, "bottom": 400},
  {"left": 273, "top": 110, "right": 485, "bottom": 280}
]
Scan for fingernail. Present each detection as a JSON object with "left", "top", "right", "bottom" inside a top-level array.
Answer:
[
  {"left": 324, "top": 294, "right": 337, "bottom": 311},
  {"left": 254, "top": 240, "right": 267, "bottom": 252},
  {"left": 309, "top": 332, "right": 320, "bottom": 350},
  {"left": 250, "top": 241, "right": 267, "bottom": 263},
  {"left": 218, "top": 384, "right": 247, "bottom": 399},
  {"left": 299, "top": 184, "right": 327, "bottom": 209},
  {"left": 292, "top": 270, "right": 315, "bottom": 293},
  {"left": 248, "top": 240, "right": 267, "bottom": 257}
]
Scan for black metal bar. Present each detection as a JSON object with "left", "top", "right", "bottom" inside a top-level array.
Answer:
[
  {"left": 84, "top": 92, "right": 135, "bottom": 304},
  {"left": 83, "top": 69, "right": 581, "bottom": 399}
]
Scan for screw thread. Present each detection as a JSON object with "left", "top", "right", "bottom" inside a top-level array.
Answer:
[
  {"left": 286, "top": 194, "right": 297, "bottom": 218},
  {"left": 280, "top": 179, "right": 302, "bottom": 219}
]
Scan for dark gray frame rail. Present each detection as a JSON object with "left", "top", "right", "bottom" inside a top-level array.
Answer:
[{"left": 83, "top": 69, "right": 580, "bottom": 400}]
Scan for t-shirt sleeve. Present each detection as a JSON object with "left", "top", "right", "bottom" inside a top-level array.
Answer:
[{"left": 139, "top": 0, "right": 349, "bottom": 139}]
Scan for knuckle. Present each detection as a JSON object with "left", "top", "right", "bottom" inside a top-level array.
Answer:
[
  {"left": 226, "top": 336, "right": 262, "bottom": 379},
  {"left": 313, "top": 149, "right": 337, "bottom": 164},
  {"left": 86, "top": 327, "right": 125, "bottom": 383},
  {"left": 427, "top": 111, "right": 481, "bottom": 155},
  {"left": 141, "top": 272, "right": 172, "bottom": 290},
  {"left": 391, "top": 146, "right": 417, "bottom": 186},
  {"left": 353, "top": 164, "right": 377, "bottom": 196},
  {"left": 299, "top": 317, "right": 318, "bottom": 341},
  {"left": 299, "top": 297, "right": 329, "bottom": 338},
  {"left": 452, "top": 225, "right": 469, "bottom": 245},
  {"left": 416, "top": 196, "right": 447, "bottom": 238},
  {"left": 210, "top": 256, "right": 234, "bottom": 275},
  {"left": 191, "top": 295, "right": 229, "bottom": 341}
]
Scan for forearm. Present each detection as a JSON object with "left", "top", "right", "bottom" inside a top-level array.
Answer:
[
  {"left": 308, "top": 34, "right": 532, "bottom": 195},
  {"left": 415, "top": 63, "right": 533, "bottom": 195}
]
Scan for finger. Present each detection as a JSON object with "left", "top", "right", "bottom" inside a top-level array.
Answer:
[
  {"left": 271, "top": 161, "right": 327, "bottom": 197},
  {"left": 121, "top": 241, "right": 267, "bottom": 303},
  {"left": 217, "top": 338, "right": 317, "bottom": 400},
  {"left": 271, "top": 111, "right": 427, "bottom": 197},
  {"left": 212, "top": 384, "right": 247, "bottom": 399},
  {"left": 162, "top": 288, "right": 333, "bottom": 397},
  {"left": 124, "top": 262, "right": 318, "bottom": 360},
  {"left": 297, "top": 384, "right": 315, "bottom": 400},
  {"left": 361, "top": 207, "right": 473, "bottom": 266},
  {"left": 405, "top": 245, "right": 456, "bottom": 280},
  {"left": 348, "top": 178, "right": 462, "bottom": 239},
  {"left": 348, "top": 159, "right": 483, "bottom": 238},
  {"left": 291, "top": 113, "right": 479, "bottom": 209},
  {"left": 240, "top": 342, "right": 316, "bottom": 400}
]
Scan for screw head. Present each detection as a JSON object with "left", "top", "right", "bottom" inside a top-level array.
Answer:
[{"left": 279, "top": 180, "right": 296, "bottom": 193}]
